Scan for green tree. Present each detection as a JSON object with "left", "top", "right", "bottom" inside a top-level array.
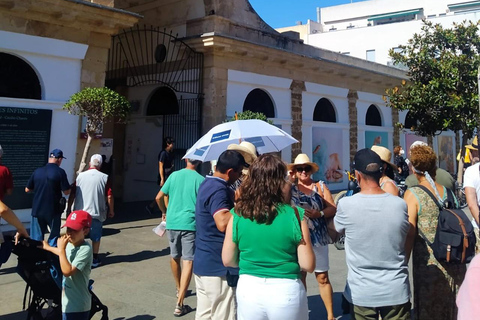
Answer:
[
  {"left": 227, "top": 110, "right": 273, "bottom": 124},
  {"left": 64, "top": 87, "right": 131, "bottom": 174},
  {"left": 384, "top": 20, "right": 480, "bottom": 176}
]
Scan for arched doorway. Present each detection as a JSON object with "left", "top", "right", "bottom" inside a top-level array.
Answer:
[
  {"left": 242, "top": 88, "right": 275, "bottom": 118},
  {"left": 146, "top": 87, "right": 179, "bottom": 116},
  {"left": 0, "top": 53, "right": 41, "bottom": 99},
  {"left": 366, "top": 104, "right": 382, "bottom": 126},
  {"left": 313, "top": 98, "right": 336, "bottom": 122}
]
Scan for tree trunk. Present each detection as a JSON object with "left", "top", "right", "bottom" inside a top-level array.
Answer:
[
  {"left": 77, "top": 132, "right": 94, "bottom": 175},
  {"left": 457, "top": 133, "right": 468, "bottom": 185}
]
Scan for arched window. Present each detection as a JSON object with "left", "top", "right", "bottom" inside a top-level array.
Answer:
[
  {"left": 242, "top": 88, "right": 275, "bottom": 118},
  {"left": 404, "top": 111, "right": 416, "bottom": 130},
  {"left": 0, "top": 53, "right": 41, "bottom": 100},
  {"left": 146, "top": 87, "right": 179, "bottom": 116},
  {"left": 313, "top": 98, "right": 336, "bottom": 122},
  {"left": 366, "top": 104, "right": 382, "bottom": 126}
]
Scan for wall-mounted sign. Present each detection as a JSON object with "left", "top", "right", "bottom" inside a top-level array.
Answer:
[{"left": 0, "top": 107, "right": 52, "bottom": 209}]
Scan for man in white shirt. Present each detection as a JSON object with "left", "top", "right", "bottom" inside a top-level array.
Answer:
[{"left": 464, "top": 162, "right": 480, "bottom": 225}]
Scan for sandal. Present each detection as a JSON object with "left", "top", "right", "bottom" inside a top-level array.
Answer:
[{"left": 173, "top": 304, "right": 193, "bottom": 317}]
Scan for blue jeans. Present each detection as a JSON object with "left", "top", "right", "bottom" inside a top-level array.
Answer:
[
  {"left": 62, "top": 311, "right": 90, "bottom": 320},
  {"left": 30, "top": 215, "right": 61, "bottom": 247}
]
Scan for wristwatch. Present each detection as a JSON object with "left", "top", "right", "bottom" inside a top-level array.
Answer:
[{"left": 320, "top": 210, "right": 325, "bottom": 217}]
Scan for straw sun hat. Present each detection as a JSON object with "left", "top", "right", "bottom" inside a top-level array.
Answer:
[
  {"left": 371, "top": 145, "right": 397, "bottom": 170},
  {"left": 288, "top": 153, "right": 319, "bottom": 173},
  {"left": 227, "top": 141, "right": 257, "bottom": 165}
]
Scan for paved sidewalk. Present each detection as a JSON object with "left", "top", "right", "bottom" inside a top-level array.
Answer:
[{"left": 0, "top": 201, "right": 351, "bottom": 320}]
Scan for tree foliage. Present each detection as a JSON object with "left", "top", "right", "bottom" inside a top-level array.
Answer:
[
  {"left": 63, "top": 87, "right": 131, "bottom": 174},
  {"left": 384, "top": 20, "right": 480, "bottom": 138},
  {"left": 227, "top": 110, "right": 273, "bottom": 124},
  {"left": 64, "top": 87, "right": 131, "bottom": 133}
]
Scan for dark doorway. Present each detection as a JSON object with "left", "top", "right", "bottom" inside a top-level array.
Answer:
[
  {"left": 146, "top": 87, "right": 179, "bottom": 116},
  {"left": 243, "top": 88, "right": 275, "bottom": 118},
  {"left": 313, "top": 98, "right": 337, "bottom": 122},
  {"left": 0, "top": 53, "right": 41, "bottom": 100},
  {"left": 366, "top": 104, "right": 382, "bottom": 126}
]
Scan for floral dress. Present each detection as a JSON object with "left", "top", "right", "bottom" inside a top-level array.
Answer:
[
  {"left": 409, "top": 186, "right": 466, "bottom": 320},
  {"left": 291, "top": 183, "right": 329, "bottom": 247}
]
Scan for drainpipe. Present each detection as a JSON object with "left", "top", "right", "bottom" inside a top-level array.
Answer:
[{"left": 317, "top": 7, "right": 321, "bottom": 23}]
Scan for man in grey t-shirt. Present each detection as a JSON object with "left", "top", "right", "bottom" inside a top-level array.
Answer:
[{"left": 335, "top": 149, "right": 411, "bottom": 319}]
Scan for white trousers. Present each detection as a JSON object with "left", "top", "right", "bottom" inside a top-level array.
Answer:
[
  {"left": 194, "top": 275, "right": 236, "bottom": 320},
  {"left": 236, "top": 274, "right": 308, "bottom": 320}
]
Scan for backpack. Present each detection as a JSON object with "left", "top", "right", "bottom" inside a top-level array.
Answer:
[{"left": 417, "top": 185, "right": 476, "bottom": 264}]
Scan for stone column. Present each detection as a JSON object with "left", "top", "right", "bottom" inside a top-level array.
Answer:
[
  {"left": 392, "top": 107, "right": 400, "bottom": 147},
  {"left": 290, "top": 80, "right": 306, "bottom": 161},
  {"left": 347, "top": 90, "right": 359, "bottom": 164}
]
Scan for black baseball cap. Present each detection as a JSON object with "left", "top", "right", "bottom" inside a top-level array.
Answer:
[{"left": 353, "top": 148, "right": 383, "bottom": 174}]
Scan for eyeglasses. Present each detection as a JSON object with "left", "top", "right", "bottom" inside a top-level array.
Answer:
[{"left": 296, "top": 165, "right": 312, "bottom": 172}]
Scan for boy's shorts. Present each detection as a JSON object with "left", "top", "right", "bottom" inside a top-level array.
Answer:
[
  {"left": 62, "top": 311, "right": 90, "bottom": 320},
  {"left": 89, "top": 219, "right": 103, "bottom": 242},
  {"left": 167, "top": 230, "right": 195, "bottom": 260}
]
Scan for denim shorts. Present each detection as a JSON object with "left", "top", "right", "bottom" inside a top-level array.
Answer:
[
  {"left": 62, "top": 311, "right": 90, "bottom": 320},
  {"left": 89, "top": 219, "right": 103, "bottom": 242}
]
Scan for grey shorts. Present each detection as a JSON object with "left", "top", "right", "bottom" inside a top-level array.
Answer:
[{"left": 167, "top": 230, "right": 195, "bottom": 260}]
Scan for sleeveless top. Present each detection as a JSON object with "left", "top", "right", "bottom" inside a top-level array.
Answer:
[{"left": 291, "top": 182, "right": 329, "bottom": 246}]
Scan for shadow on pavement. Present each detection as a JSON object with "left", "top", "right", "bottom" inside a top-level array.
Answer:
[
  {"left": 0, "top": 310, "right": 27, "bottom": 320},
  {"left": 113, "top": 316, "right": 155, "bottom": 320},
  {"left": 105, "top": 201, "right": 162, "bottom": 226},
  {"left": 308, "top": 292, "right": 350, "bottom": 320},
  {"left": 99, "top": 248, "right": 170, "bottom": 266},
  {"left": 0, "top": 266, "right": 16, "bottom": 275}
]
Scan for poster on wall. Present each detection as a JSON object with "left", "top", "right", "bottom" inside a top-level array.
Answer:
[
  {"left": 0, "top": 107, "right": 52, "bottom": 210},
  {"left": 405, "top": 133, "right": 427, "bottom": 156},
  {"left": 437, "top": 136, "right": 455, "bottom": 174},
  {"left": 365, "top": 131, "right": 388, "bottom": 148},
  {"left": 312, "top": 127, "right": 343, "bottom": 185}
]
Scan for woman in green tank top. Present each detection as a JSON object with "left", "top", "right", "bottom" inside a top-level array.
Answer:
[{"left": 222, "top": 154, "right": 314, "bottom": 320}]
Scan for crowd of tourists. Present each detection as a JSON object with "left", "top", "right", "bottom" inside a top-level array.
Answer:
[{"left": 2, "top": 136, "right": 480, "bottom": 320}]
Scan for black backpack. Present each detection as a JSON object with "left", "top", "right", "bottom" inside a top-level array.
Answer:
[{"left": 417, "top": 185, "right": 476, "bottom": 264}]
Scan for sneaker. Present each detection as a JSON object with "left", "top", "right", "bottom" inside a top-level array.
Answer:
[
  {"left": 92, "top": 258, "right": 102, "bottom": 268},
  {"left": 145, "top": 205, "right": 153, "bottom": 215}
]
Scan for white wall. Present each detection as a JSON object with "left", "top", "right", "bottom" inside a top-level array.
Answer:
[{"left": 0, "top": 31, "right": 88, "bottom": 230}]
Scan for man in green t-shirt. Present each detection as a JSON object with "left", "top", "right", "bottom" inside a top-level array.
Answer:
[{"left": 155, "top": 158, "right": 204, "bottom": 317}]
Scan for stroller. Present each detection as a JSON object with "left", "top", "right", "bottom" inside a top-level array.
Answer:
[{"left": 12, "top": 237, "right": 108, "bottom": 320}]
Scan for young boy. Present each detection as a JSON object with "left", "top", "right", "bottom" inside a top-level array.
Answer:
[{"left": 42, "top": 210, "right": 93, "bottom": 320}]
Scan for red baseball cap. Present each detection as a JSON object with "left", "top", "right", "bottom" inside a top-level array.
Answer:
[{"left": 63, "top": 210, "right": 92, "bottom": 230}]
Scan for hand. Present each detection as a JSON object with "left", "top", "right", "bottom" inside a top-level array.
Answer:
[
  {"left": 57, "top": 235, "right": 69, "bottom": 251},
  {"left": 160, "top": 179, "right": 165, "bottom": 187},
  {"left": 162, "top": 213, "right": 166, "bottom": 222},
  {"left": 39, "top": 240, "right": 48, "bottom": 250},
  {"left": 304, "top": 209, "right": 322, "bottom": 219},
  {"left": 14, "top": 231, "right": 27, "bottom": 245},
  {"left": 108, "top": 211, "right": 115, "bottom": 218}
]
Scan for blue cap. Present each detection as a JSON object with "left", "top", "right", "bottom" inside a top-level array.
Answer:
[{"left": 50, "top": 149, "right": 66, "bottom": 159}]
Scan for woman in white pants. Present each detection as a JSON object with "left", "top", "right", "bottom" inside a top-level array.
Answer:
[{"left": 222, "top": 154, "right": 315, "bottom": 320}]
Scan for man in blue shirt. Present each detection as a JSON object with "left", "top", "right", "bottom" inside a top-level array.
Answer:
[
  {"left": 26, "top": 149, "right": 70, "bottom": 246},
  {"left": 194, "top": 150, "right": 246, "bottom": 320}
]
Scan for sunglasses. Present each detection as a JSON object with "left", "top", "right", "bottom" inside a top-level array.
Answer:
[{"left": 296, "top": 165, "right": 312, "bottom": 172}]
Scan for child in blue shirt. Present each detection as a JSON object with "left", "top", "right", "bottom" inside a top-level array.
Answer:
[{"left": 42, "top": 210, "right": 93, "bottom": 320}]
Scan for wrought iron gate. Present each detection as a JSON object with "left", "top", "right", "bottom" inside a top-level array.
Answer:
[{"left": 106, "top": 25, "right": 203, "bottom": 166}]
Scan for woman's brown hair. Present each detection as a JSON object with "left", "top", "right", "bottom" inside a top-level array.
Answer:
[
  {"left": 393, "top": 145, "right": 402, "bottom": 156},
  {"left": 410, "top": 145, "right": 437, "bottom": 179},
  {"left": 235, "top": 154, "right": 288, "bottom": 224}
]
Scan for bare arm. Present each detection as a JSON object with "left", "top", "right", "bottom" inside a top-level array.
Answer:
[
  {"left": 155, "top": 190, "right": 167, "bottom": 213},
  {"left": 465, "top": 187, "right": 479, "bottom": 225},
  {"left": 403, "top": 190, "right": 418, "bottom": 263},
  {"left": 297, "top": 219, "right": 315, "bottom": 273},
  {"left": 213, "top": 209, "right": 231, "bottom": 233},
  {"left": 222, "top": 216, "right": 238, "bottom": 267},
  {"left": 383, "top": 180, "right": 399, "bottom": 197},
  {"left": 159, "top": 161, "right": 165, "bottom": 186},
  {"left": 320, "top": 184, "right": 336, "bottom": 218},
  {"left": 107, "top": 195, "right": 114, "bottom": 218},
  {"left": 0, "top": 200, "right": 28, "bottom": 242},
  {"left": 42, "top": 236, "right": 77, "bottom": 277}
]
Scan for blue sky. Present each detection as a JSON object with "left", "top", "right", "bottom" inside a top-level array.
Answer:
[{"left": 249, "top": 0, "right": 368, "bottom": 29}]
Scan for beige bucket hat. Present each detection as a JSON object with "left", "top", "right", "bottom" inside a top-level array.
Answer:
[
  {"left": 371, "top": 145, "right": 397, "bottom": 170},
  {"left": 287, "top": 153, "right": 319, "bottom": 173}
]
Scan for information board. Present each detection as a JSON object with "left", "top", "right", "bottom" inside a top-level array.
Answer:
[{"left": 0, "top": 107, "right": 52, "bottom": 209}]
